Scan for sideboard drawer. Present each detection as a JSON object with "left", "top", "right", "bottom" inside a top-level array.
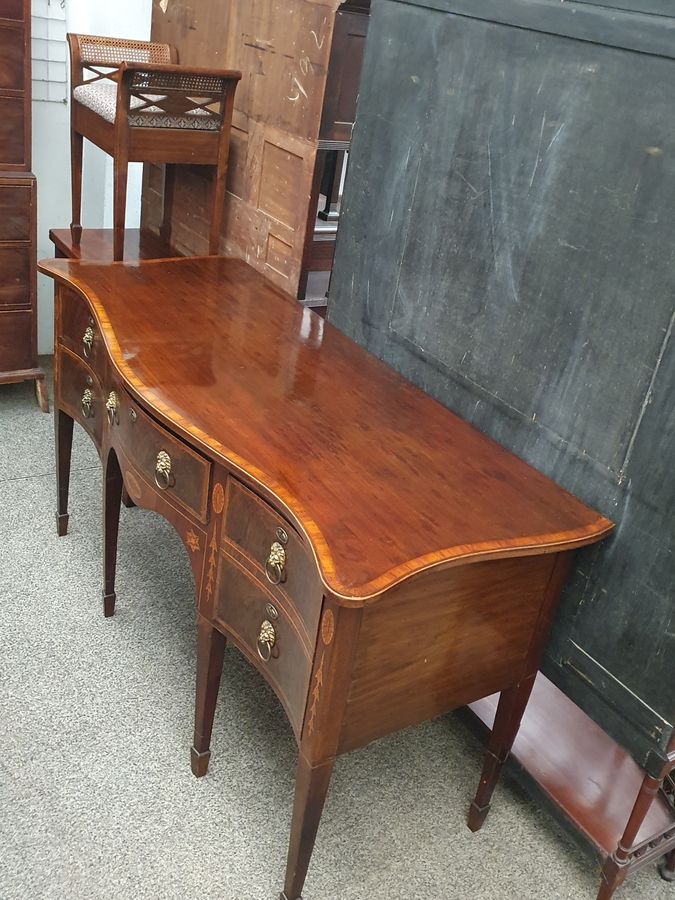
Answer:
[
  {"left": 58, "top": 287, "right": 103, "bottom": 379},
  {"left": 58, "top": 347, "right": 102, "bottom": 448},
  {"left": 115, "top": 393, "right": 211, "bottom": 524},
  {"left": 224, "top": 480, "right": 322, "bottom": 641},
  {"left": 214, "top": 550, "right": 313, "bottom": 738}
]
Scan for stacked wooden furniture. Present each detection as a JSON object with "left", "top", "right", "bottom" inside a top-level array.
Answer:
[
  {"left": 328, "top": 0, "right": 675, "bottom": 896},
  {"left": 41, "top": 254, "right": 612, "bottom": 900},
  {"left": 0, "top": 0, "right": 47, "bottom": 410}
]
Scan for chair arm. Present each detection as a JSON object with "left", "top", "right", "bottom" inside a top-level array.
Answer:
[{"left": 119, "top": 61, "right": 242, "bottom": 84}]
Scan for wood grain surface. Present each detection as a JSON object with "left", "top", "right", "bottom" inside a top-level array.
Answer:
[{"left": 39, "top": 255, "right": 612, "bottom": 601}]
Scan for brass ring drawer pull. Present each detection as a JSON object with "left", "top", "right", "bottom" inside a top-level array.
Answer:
[
  {"left": 154, "top": 450, "right": 175, "bottom": 490},
  {"left": 265, "top": 541, "right": 286, "bottom": 585},
  {"left": 81, "top": 386, "right": 93, "bottom": 419},
  {"left": 257, "top": 618, "right": 277, "bottom": 662},
  {"left": 82, "top": 325, "right": 94, "bottom": 358},
  {"left": 105, "top": 391, "right": 119, "bottom": 425}
]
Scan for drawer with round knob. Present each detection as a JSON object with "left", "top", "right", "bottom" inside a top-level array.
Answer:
[
  {"left": 213, "top": 549, "right": 313, "bottom": 739},
  {"left": 58, "top": 287, "right": 104, "bottom": 381},
  {"left": 57, "top": 346, "right": 103, "bottom": 449},
  {"left": 223, "top": 480, "right": 322, "bottom": 643},
  {"left": 112, "top": 391, "right": 211, "bottom": 524}
]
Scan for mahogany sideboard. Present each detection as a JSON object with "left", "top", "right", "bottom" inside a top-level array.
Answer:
[{"left": 39, "top": 255, "right": 612, "bottom": 899}]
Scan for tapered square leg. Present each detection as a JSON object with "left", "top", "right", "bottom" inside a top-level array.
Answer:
[
  {"left": 103, "top": 451, "right": 123, "bottom": 617},
  {"left": 191, "top": 615, "right": 226, "bottom": 777},
  {"left": 468, "top": 676, "right": 535, "bottom": 832},
  {"left": 281, "top": 754, "right": 335, "bottom": 900},
  {"left": 55, "top": 409, "right": 73, "bottom": 536}
]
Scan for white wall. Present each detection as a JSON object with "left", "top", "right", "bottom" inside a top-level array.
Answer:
[{"left": 33, "top": 0, "right": 152, "bottom": 353}]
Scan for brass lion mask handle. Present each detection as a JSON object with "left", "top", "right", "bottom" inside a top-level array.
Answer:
[
  {"left": 81, "top": 386, "right": 93, "bottom": 419},
  {"left": 105, "top": 391, "right": 119, "bottom": 425},
  {"left": 155, "top": 450, "right": 175, "bottom": 490},
  {"left": 265, "top": 541, "right": 286, "bottom": 585},
  {"left": 82, "top": 325, "right": 94, "bottom": 358},
  {"left": 257, "top": 618, "right": 277, "bottom": 662}
]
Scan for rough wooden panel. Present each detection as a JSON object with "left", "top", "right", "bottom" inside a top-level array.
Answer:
[
  {"left": 142, "top": 0, "right": 340, "bottom": 293},
  {"left": 329, "top": 0, "right": 675, "bottom": 772}
]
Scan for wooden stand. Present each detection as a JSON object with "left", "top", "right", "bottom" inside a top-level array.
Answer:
[
  {"left": 50, "top": 227, "right": 180, "bottom": 262},
  {"left": 466, "top": 674, "right": 675, "bottom": 900}
]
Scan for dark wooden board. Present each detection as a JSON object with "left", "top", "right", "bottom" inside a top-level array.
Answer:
[{"left": 329, "top": 0, "right": 674, "bottom": 771}]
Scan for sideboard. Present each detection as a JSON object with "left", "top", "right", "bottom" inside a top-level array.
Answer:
[{"left": 39, "top": 255, "right": 612, "bottom": 899}]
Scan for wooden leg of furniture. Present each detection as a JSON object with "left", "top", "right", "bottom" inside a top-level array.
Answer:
[
  {"left": 280, "top": 754, "right": 335, "bottom": 900},
  {"left": 597, "top": 771, "right": 663, "bottom": 900},
  {"left": 112, "top": 155, "right": 129, "bottom": 262},
  {"left": 468, "top": 675, "right": 536, "bottom": 832},
  {"left": 102, "top": 451, "right": 123, "bottom": 617},
  {"left": 70, "top": 128, "right": 83, "bottom": 246},
  {"left": 55, "top": 408, "right": 73, "bottom": 537},
  {"left": 208, "top": 108, "right": 234, "bottom": 255},
  {"left": 159, "top": 163, "right": 176, "bottom": 248},
  {"left": 659, "top": 849, "right": 675, "bottom": 882},
  {"left": 35, "top": 374, "right": 49, "bottom": 412},
  {"left": 191, "top": 615, "right": 226, "bottom": 778}
]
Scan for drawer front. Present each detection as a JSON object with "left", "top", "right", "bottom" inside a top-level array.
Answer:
[
  {"left": 58, "top": 288, "right": 103, "bottom": 378},
  {"left": 223, "top": 480, "right": 322, "bottom": 641},
  {"left": 58, "top": 348, "right": 102, "bottom": 448},
  {"left": 0, "top": 97, "right": 24, "bottom": 167},
  {"left": 114, "top": 392, "right": 211, "bottom": 524},
  {"left": 0, "top": 309, "right": 32, "bottom": 370},
  {"left": 214, "top": 550, "right": 312, "bottom": 738},
  {"left": 0, "top": 245, "right": 30, "bottom": 308},
  {"left": 0, "top": 184, "right": 30, "bottom": 241},
  {"left": 0, "top": 27, "right": 24, "bottom": 90}
]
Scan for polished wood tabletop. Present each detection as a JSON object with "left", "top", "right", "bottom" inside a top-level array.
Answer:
[{"left": 39, "top": 255, "right": 612, "bottom": 601}]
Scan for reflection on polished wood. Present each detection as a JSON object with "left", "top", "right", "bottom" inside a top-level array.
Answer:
[
  {"left": 49, "top": 227, "right": 180, "bottom": 262},
  {"left": 40, "top": 255, "right": 613, "bottom": 899}
]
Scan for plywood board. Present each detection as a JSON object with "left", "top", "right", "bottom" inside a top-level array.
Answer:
[{"left": 141, "top": 0, "right": 340, "bottom": 293}]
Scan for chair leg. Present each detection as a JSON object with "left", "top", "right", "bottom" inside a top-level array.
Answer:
[
  {"left": 207, "top": 166, "right": 225, "bottom": 255},
  {"left": 70, "top": 129, "right": 83, "bottom": 246},
  {"left": 160, "top": 164, "right": 176, "bottom": 248},
  {"left": 112, "top": 154, "right": 129, "bottom": 261}
]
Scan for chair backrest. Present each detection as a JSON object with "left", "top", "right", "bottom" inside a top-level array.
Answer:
[
  {"left": 74, "top": 34, "right": 174, "bottom": 67},
  {"left": 68, "top": 34, "right": 177, "bottom": 91}
]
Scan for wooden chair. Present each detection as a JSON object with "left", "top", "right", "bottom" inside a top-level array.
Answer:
[{"left": 67, "top": 33, "right": 241, "bottom": 260}]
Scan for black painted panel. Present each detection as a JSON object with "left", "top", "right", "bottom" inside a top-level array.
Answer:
[{"left": 329, "top": 0, "right": 674, "bottom": 768}]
